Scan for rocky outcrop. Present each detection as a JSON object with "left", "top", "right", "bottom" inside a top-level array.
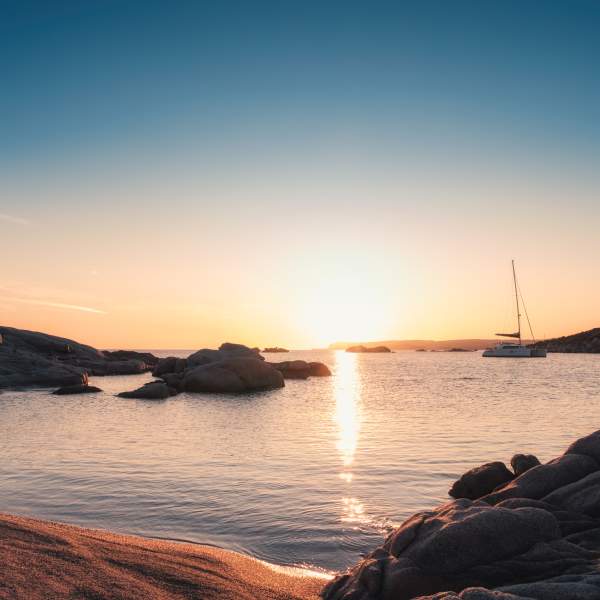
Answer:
[
  {"left": 187, "top": 342, "right": 264, "bottom": 368},
  {"left": 102, "top": 350, "right": 159, "bottom": 367},
  {"left": 269, "top": 360, "right": 332, "bottom": 379},
  {"left": 118, "top": 381, "right": 176, "bottom": 400},
  {"left": 322, "top": 430, "right": 600, "bottom": 600},
  {"left": 263, "top": 347, "right": 290, "bottom": 353},
  {"left": 52, "top": 384, "right": 102, "bottom": 395},
  {"left": 0, "top": 326, "right": 158, "bottom": 388},
  {"left": 183, "top": 357, "right": 284, "bottom": 393},
  {"left": 346, "top": 345, "right": 391, "bottom": 353},
  {"left": 449, "top": 462, "right": 514, "bottom": 500},
  {"left": 529, "top": 327, "right": 600, "bottom": 353}
]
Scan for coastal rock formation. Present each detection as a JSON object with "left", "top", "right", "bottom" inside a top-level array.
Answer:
[
  {"left": 52, "top": 384, "right": 103, "bottom": 395},
  {"left": 529, "top": 327, "right": 600, "bottom": 353},
  {"left": 322, "top": 430, "right": 600, "bottom": 600},
  {"left": 263, "top": 347, "right": 290, "bottom": 353},
  {"left": 0, "top": 513, "right": 324, "bottom": 600},
  {"left": 187, "top": 342, "right": 264, "bottom": 368},
  {"left": 346, "top": 345, "right": 391, "bottom": 353},
  {"left": 183, "top": 357, "right": 284, "bottom": 393},
  {"left": 269, "top": 360, "right": 332, "bottom": 379},
  {"left": 118, "top": 381, "right": 176, "bottom": 400},
  {"left": 510, "top": 453, "right": 541, "bottom": 477},
  {"left": 152, "top": 356, "right": 188, "bottom": 377},
  {"left": 0, "top": 326, "right": 158, "bottom": 388},
  {"left": 449, "top": 462, "right": 514, "bottom": 500}
]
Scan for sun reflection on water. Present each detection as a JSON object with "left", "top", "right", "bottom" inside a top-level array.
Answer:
[{"left": 334, "top": 351, "right": 365, "bottom": 525}]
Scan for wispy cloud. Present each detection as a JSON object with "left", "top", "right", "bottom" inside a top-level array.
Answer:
[
  {"left": 0, "top": 213, "right": 29, "bottom": 226},
  {"left": 8, "top": 298, "right": 107, "bottom": 314}
]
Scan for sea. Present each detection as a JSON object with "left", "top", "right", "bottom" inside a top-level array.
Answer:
[{"left": 1, "top": 349, "right": 598, "bottom": 572}]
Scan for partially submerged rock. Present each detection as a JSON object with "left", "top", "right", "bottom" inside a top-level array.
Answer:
[
  {"left": 270, "top": 360, "right": 332, "bottom": 379},
  {"left": 187, "top": 342, "right": 263, "bottom": 368},
  {"left": 52, "top": 384, "right": 102, "bottom": 395},
  {"left": 118, "top": 381, "right": 175, "bottom": 400},
  {"left": 323, "top": 429, "right": 600, "bottom": 600},
  {"left": 449, "top": 462, "right": 514, "bottom": 500},
  {"left": 183, "top": 357, "right": 284, "bottom": 393}
]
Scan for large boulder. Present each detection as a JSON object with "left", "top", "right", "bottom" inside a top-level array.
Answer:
[
  {"left": 449, "top": 462, "right": 514, "bottom": 500},
  {"left": 183, "top": 357, "right": 284, "bottom": 393},
  {"left": 186, "top": 342, "right": 263, "bottom": 368},
  {"left": 102, "top": 350, "right": 159, "bottom": 367},
  {"left": 152, "top": 356, "right": 187, "bottom": 377},
  {"left": 309, "top": 361, "right": 332, "bottom": 376},
  {"left": 322, "top": 430, "right": 600, "bottom": 600},
  {"left": 269, "top": 360, "right": 332, "bottom": 379},
  {"left": 118, "top": 381, "right": 175, "bottom": 400}
]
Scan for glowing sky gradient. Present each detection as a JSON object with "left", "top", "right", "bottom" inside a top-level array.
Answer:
[{"left": 1, "top": 1, "right": 599, "bottom": 348}]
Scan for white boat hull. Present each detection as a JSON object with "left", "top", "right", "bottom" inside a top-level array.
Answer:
[{"left": 482, "top": 344, "right": 546, "bottom": 358}]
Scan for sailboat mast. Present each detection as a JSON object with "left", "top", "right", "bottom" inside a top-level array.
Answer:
[{"left": 512, "top": 259, "right": 521, "bottom": 345}]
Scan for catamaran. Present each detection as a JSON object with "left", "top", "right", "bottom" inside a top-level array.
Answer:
[{"left": 482, "top": 260, "right": 546, "bottom": 358}]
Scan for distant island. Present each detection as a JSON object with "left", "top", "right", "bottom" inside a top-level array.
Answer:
[
  {"left": 345, "top": 345, "right": 391, "bottom": 353},
  {"left": 262, "top": 346, "right": 289, "bottom": 353},
  {"left": 529, "top": 328, "right": 600, "bottom": 353},
  {"left": 332, "top": 339, "right": 502, "bottom": 351}
]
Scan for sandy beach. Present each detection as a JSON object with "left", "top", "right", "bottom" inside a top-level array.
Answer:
[{"left": 0, "top": 512, "right": 326, "bottom": 600}]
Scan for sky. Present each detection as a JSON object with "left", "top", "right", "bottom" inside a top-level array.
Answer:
[{"left": 1, "top": 0, "right": 599, "bottom": 349}]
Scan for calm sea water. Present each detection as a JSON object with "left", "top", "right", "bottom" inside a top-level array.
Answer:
[{"left": 1, "top": 350, "right": 599, "bottom": 571}]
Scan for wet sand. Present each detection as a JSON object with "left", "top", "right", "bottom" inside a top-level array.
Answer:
[{"left": 0, "top": 513, "right": 327, "bottom": 599}]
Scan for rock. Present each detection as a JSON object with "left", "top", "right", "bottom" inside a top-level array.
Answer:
[
  {"left": 183, "top": 357, "right": 284, "bottom": 393},
  {"left": 102, "top": 350, "right": 159, "bottom": 367},
  {"left": 263, "top": 347, "right": 289, "bottom": 353},
  {"left": 0, "top": 326, "right": 156, "bottom": 388},
  {"left": 529, "top": 327, "right": 600, "bottom": 354},
  {"left": 187, "top": 342, "right": 263, "bottom": 368},
  {"left": 118, "top": 381, "right": 175, "bottom": 400},
  {"left": 346, "top": 345, "right": 391, "bottom": 353},
  {"left": 52, "top": 384, "right": 102, "bottom": 395},
  {"left": 322, "top": 430, "right": 600, "bottom": 600},
  {"left": 449, "top": 462, "right": 514, "bottom": 500},
  {"left": 269, "top": 360, "right": 311, "bottom": 379},
  {"left": 160, "top": 372, "right": 185, "bottom": 391},
  {"left": 152, "top": 356, "right": 187, "bottom": 376},
  {"left": 510, "top": 454, "right": 541, "bottom": 477},
  {"left": 309, "top": 361, "right": 332, "bottom": 376}
]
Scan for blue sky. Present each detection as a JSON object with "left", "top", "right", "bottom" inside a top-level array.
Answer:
[{"left": 1, "top": 1, "right": 599, "bottom": 347}]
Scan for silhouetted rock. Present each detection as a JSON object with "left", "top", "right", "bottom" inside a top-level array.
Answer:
[
  {"left": 118, "top": 381, "right": 175, "bottom": 400},
  {"left": 346, "top": 345, "right": 391, "bottom": 353},
  {"left": 52, "top": 384, "right": 102, "bottom": 395},
  {"left": 263, "top": 347, "right": 289, "bottom": 353},
  {"left": 449, "top": 462, "right": 514, "bottom": 500},
  {"left": 102, "top": 350, "right": 159, "bottom": 367},
  {"left": 270, "top": 360, "right": 311, "bottom": 379},
  {"left": 183, "top": 357, "right": 284, "bottom": 393},
  {"left": 152, "top": 356, "right": 187, "bottom": 377},
  {"left": 309, "top": 361, "right": 332, "bottom": 376},
  {"left": 510, "top": 453, "right": 541, "bottom": 477},
  {"left": 322, "top": 429, "right": 600, "bottom": 600},
  {"left": 187, "top": 342, "right": 263, "bottom": 368}
]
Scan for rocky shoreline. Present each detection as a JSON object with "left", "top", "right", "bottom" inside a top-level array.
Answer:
[{"left": 323, "top": 429, "right": 600, "bottom": 599}]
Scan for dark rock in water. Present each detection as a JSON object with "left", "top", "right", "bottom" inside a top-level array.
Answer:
[
  {"left": 309, "top": 361, "right": 332, "bottom": 376},
  {"left": 449, "top": 462, "right": 514, "bottom": 500},
  {"left": 118, "top": 381, "right": 175, "bottom": 400},
  {"left": 183, "top": 357, "right": 284, "bottom": 393},
  {"left": 160, "top": 372, "right": 185, "bottom": 391},
  {"left": 263, "top": 347, "right": 289, "bottom": 353},
  {"left": 322, "top": 429, "right": 600, "bottom": 600},
  {"left": 346, "top": 345, "right": 391, "bottom": 353},
  {"left": 0, "top": 326, "right": 157, "bottom": 388},
  {"left": 187, "top": 342, "right": 263, "bottom": 368},
  {"left": 510, "top": 453, "right": 541, "bottom": 477},
  {"left": 152, "top": 356, "right": 187, "bottom": 377},
  {"left": 102, "top": 350, "right": 159, "bottom": 367},
  {"left": 52, "top": 384, "right": 102, "bottom": 395},
  {"left": 270, "top": 360, "right": 311, "bottom": 379},
  {"left": 269, "top": 360, "right": 332, "bottom": 379}
]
